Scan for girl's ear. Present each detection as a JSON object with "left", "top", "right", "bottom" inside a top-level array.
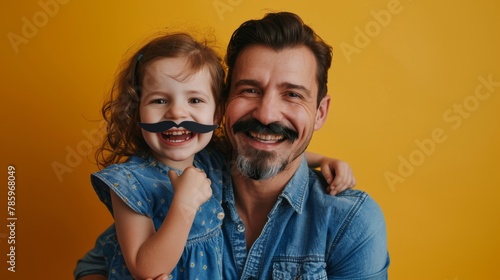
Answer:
[{"left": 314, "top": 95, "right": 331, "bottom": 131}]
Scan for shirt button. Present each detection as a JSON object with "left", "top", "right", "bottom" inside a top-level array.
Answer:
[
  {"left": 237, "top": 224, "right": 245, "bottom": 233},
  {"left": 217, "top": 212, "right": 225, "bottom": 220}
]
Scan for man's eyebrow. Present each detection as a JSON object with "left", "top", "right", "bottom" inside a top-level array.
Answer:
[
  {"left": 233, "top": 80, "right": 312, "bottom": 97},
  {"left": 279, "top": 82, "right": 312, "bottom": 97},
  {"left": 233, "top": 79, "right": 261, "bottom": 88}
]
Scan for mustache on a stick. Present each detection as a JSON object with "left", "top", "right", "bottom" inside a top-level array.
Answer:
[{"left": 139, "top": 121, "right": 218, "bottom": 134}]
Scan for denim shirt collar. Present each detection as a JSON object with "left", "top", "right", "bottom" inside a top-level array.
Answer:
[
  {"left": 278, "top": 155, "right": 309, "bottom": 214},
  {"left": 223, "top": 155, "right": 310, "bottom": 215}
]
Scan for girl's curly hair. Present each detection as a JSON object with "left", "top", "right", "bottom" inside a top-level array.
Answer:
[{"left": 95, "top": 32, "right": 225, "bottom": 169}]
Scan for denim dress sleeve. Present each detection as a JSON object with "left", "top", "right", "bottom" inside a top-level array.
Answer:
[{"left": 91, "top": 163, "right": 152, "bottom": 217}]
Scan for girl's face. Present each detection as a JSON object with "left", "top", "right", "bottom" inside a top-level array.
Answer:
[{"left": 139, "top": 56, "right": 218, "bottom": 170}]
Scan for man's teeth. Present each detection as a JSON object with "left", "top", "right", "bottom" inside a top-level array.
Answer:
[{"left": 249, "top": 132, "right": 284, "bottom": 142}]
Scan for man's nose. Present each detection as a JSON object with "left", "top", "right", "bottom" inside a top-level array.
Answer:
[{"left": 251, "top": 93, "right": 283, "bottom": 125}]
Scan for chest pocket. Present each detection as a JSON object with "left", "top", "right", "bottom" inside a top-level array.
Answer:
[{"left": 272, "top": 261, "right": 327, "bottom": 280}]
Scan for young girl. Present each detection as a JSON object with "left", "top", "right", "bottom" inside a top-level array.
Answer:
[{"left": 89, "top": 32, "right": 355, "bottom": 280}]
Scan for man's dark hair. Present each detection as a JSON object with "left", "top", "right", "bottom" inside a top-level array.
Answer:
[{"left": 224, "top": 12, "right": 333, "bottom": 107}]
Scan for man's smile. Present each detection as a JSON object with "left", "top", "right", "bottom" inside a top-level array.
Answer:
[
  {"left": 232, "top": 118, "right": 298, "bottom": 145},
  {"left": 248, "top": 131, "right": 285, "bottom": 143}
]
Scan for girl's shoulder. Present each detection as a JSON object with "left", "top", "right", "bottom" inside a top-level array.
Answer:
[{"left": 91, "top": 155, "right": 173, "bottom": 216}]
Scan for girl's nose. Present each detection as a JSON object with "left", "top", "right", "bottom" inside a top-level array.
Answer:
[{"left": 165, "top": 101, "right": 188, "bottom": 119}]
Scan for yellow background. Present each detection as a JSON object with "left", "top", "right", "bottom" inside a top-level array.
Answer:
[{"left": 1, "top": 0, "right": 499, "bottom": 279}]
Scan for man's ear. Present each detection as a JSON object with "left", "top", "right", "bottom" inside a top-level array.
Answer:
[{"left": 314, "top": 95, "right": 330, "bottom": 131}]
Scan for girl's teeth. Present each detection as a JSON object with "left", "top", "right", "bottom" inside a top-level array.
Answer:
[{"left": 163, "top": 130, "right": 189, "bottom": 135}]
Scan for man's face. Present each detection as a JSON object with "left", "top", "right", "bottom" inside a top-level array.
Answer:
[{"left": 225, "top": 45, "right": 330, "bottom": 180}]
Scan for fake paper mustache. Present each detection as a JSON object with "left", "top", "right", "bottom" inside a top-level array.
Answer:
[
  {"left": 138, "top": 121, "right": 218, "bottom": 134},
  {"left": 232, "top": 119, "right": 298, "bottom": 143}
]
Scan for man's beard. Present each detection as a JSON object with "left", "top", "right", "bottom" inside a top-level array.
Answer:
[
  {"left": 232, "top": 148, "right": 288, "bottom": 180},
  {"left": 229, "top": 118, "right": 310, "bottom": 180}
]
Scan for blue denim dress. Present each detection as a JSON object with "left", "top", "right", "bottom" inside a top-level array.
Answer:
[{"left": 91, "top": 148, "right": 224, "bottom": 280}]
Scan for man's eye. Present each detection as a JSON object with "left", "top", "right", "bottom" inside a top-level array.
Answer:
[
  {"left": 242, "top": 88, "right": 259, "bottom": 94},
  {"left": 287, "top": 92, "right": 302, "bottom": 98}
]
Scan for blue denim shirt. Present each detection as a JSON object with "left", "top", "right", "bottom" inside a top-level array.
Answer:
[{"left": 221, "top": 156, "right": 390, "bottom": 279}]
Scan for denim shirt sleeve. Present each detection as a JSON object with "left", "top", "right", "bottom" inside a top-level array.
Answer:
[
  {"left": 73, "top": 225, "right": 117, "bottom": 279},
  {"left": 327, "top": 191, "right": 390, "bottom": 279}
]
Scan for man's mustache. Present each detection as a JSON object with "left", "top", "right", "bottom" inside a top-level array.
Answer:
[
  {"left": 232, "top": 119, "right": 298, "bottom": 143},
  {"left": 138, "top": 121, "right": 218, "bottom": 134}
]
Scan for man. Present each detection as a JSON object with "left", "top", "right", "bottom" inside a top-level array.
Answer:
[
  {"left": 219, "top": 12, "right": 389, "bottom": 279},
  {"left": 76, "top": 12, "right": 389, "bottom": 279}
]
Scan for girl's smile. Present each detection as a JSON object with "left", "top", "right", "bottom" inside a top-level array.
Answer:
[{"left": 139, "top": 56, "right": 218, "bottom": 170}]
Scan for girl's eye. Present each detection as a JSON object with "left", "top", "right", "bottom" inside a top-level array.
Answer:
[
  {"left": 152, "top": 99, "right": 166, "bottom": 104},
  {"left": 189, "top": 98, "right": 204, "bottom": 104}
]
